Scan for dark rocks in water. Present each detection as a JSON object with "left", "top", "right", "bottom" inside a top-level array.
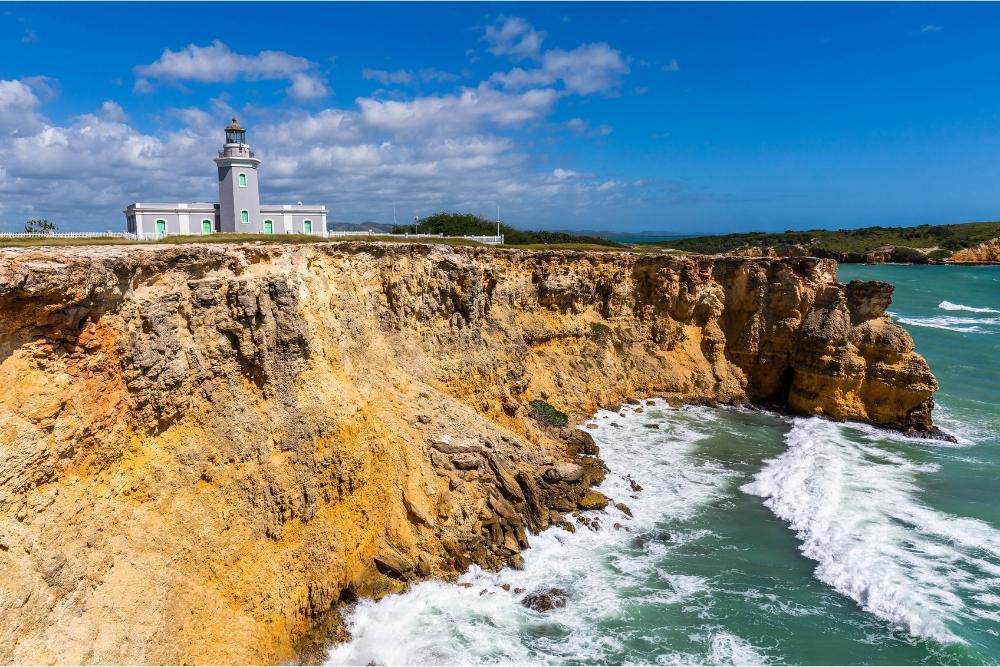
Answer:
[
  {"left": 628, "top": 478, "right": 643, "bottom": 492},
  {"left": 510, "top": 554, "right": 525, "bottom": 570},
  {"left": 500, "top": 583, "right": 511, "bottom": 592},
  {"left": 585, "top": 423, "right": 599, "bottom": 430},
  {"left": 514, "top": 587, "right": 525, "bottom": 595},
  {"left": 615, "top": 502, "right": 633, "bottom": 518},
  {"left": 610, "top": 422, "right": 622, "bottom": 428},
  {"left": 634, "top": 407, "right": 644, "bottom": 413},
  {"left": 521, "top": 588, "right": 569, "bottom": 612},
  {"left": 625, "top": 398, "right": 641, "bottom": 405},
  {"left": 632, "top": 530, "right": 673, "bottom": 548},
  {"left": 646, "top": 400, "right": 656, "bottom": 406},
  {"left": 642, "top": 423, "right": 660, "bottom": 430}
]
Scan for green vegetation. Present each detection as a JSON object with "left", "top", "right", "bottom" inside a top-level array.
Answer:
[
  {"left": 24, "top": 218, "right": 56, "bottom": 233},
  {"left": 649, "top": 221, "right": 1000, "bottom": 255},
  {"left": 528, "top": 399, "right": 569, "bottom": 428},
  {"left": 394, "top": 212, "right": 623, "bottom": 248},
  {"left": 589, "top": 322, "right": 613, "bottom": 345}
]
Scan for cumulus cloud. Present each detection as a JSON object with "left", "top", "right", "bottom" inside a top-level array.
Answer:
[
  {"left": 134, "top": 40, "right": 329, "bottom": 100},
  {"left": 921, "top": 24, "right": 943, "bottom": 33},
  {"left": 484, "top": 16, "right": 546, "bottom": 60},
  {"left": 357, "top": 84, "right": 562, "bottom": 132},
  {"left": 662, "top": 59, "right": 680, "bottom": 72},
  {"left": 492, "top": 42, "right": 629, "bottom": 95}
]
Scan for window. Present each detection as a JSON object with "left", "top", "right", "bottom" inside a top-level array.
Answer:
[
  {"left": 238, "top": 173, "right": 247, "bottom": 188},
  {"left": 241, "top": 210, "right": 249, "bottom": 224}
]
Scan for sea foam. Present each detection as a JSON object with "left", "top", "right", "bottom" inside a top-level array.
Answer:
[
  {"left": 742, "top": 418, "right": 1000, "bottom": 645},
  {"left": 327, "top": 403, "right": 764, "bottom": 665},
  {"left": 938, "top": 300, "right": 999, "bottom": 314}
]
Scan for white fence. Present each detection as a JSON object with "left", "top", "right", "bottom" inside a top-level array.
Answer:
[
  {"left": 1, "top": 230, "right": 505, "bottom": 245},
  {"left": 0, "top": 231, "right": 131, "bottom": 239}
]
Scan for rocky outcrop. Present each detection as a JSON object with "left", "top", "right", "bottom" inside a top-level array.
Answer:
[
  {"left": 950, "top": 237, "right": 1000, "bottom": 263},
  {"left": 0, "top": 243, "right": 940, "bottom": 663}
]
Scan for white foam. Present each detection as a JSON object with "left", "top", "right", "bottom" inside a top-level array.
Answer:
[
  {"left": 327, "top": 403, "right": 764, "bottom": 665},
  {"left": 938, "top": 301, "right": 999, "bottom": 314},
  {"left": 742, "top": 418, "right": 1000, "bottom": 644},
  {"left": 890, "top": 312, "right": 1000, "bottom": 334}
]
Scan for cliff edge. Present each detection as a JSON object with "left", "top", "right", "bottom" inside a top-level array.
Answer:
[{"left": 0, "top": 243, "right": 939, "bottom": 663}]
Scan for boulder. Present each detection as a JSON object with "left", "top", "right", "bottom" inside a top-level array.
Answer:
[
  {"left": 543, "top": 462, "right": 584, "bottom": 483},
  {"left": 566, "top": 429, "right": 599, "bottom": 455},
  {"left": 520, "top": 588, "right": 569, "bottom": 612},
  {"left": 577, "top": 490, "right": 609, "bottom": 511},
  {"left": 374, "top": 550, "right": 414, "bottom": 578}
]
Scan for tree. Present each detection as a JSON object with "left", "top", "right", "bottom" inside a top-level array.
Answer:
[{"left": 24, "top": 218, "right": 56, "bottom": 234}]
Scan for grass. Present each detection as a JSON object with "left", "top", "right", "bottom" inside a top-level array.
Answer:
[
  {"left": 0, "top": 234, "right": 649, "bottom": 252},
  {"left": 528, "top": 399, "right": 569, "bottom": 428},
  {"left": 646, "top": 221, "right": 1000, "bottom": 255}
]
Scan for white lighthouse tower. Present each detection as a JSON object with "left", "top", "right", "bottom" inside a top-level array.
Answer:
[
  {"left": 214, "top": 118, "right": 262, "bottom": 232},
  {"left": 124, "top": 117, "right": 326, "bottom": 237}
]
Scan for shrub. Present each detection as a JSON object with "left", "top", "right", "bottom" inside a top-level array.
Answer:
[
  {"left": 590, "top": 322, "right": 612, "bottom": 345},
  {"left": 529, "top": 399, "right": 569, "bottom": 428}
]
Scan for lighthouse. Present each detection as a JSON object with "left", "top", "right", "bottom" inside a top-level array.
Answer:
[
  {"left": 214, "top": 118, "right": 262, "bottom": 232},
  {"left": 123, "top": 118, "right": 326, "bottom": 237}
]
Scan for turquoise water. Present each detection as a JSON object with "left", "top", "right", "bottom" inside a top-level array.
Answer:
[{"left": 328, "top": 265, "right": 999, "bottom": 666}]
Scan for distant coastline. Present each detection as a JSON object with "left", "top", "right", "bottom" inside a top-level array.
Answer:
[{"left": 634, "top": 220, "right": 1000, "bottom": 264}]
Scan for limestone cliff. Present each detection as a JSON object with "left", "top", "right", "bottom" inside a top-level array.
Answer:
[
  {"left": 950, "top": 237, "right": 1000, "bottom": 263},
  {"left": 0, "top": 243, "right": 939, "bottom": 664}
]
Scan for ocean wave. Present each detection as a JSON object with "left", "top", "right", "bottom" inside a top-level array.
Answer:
[
  {"left": 327, "top": 402, "right": 761, "bottom": 666},
  {"left": 890, "top": 312, "right": 999, "bottom": 334},
  {"left": 742, "top": 418, "right": 1000, "bottom": 645},
  {"left": 938, "top": 301, "right": 999, "bottom": 314}
]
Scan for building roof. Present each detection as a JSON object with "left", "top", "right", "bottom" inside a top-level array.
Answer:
[{"left": 225, "top": 117, "right": 245, "bottom": 132}]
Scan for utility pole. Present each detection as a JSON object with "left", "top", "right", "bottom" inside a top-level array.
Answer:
[{"left": 414, "top": 215, "right": 419, "bottom": 234}]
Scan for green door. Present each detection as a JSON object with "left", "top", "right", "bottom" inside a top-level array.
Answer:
[
  {"left": 202, "top": 220, "right": 212, "bottom": 234},
  {"left": 263, "top": 220, "right": 273, "bottom": 234},
  {"left": 156, "top": 219, "right": 166, "bottom": 237},
  {"left": 303, "top": 220, "right": 312, "bottom": 234}
]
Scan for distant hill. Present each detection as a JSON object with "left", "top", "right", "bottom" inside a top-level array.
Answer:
[
  {"left": 646, "top": 221, "right": 1000, "bottom": 261},
  {"left": 327, "top": 221, "right": 395, "bottom": 233}
]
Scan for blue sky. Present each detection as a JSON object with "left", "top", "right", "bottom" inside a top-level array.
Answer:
[{"left": 2, "top": 2, "right": 1000, "bottom": 233}]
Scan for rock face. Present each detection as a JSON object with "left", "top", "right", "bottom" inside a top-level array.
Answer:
[
  {"left": 951, "top": 237, "right": 1000, "bottom": 263},
  {"left": 0, "top": 243, "right": 939, "bottom": 663}
]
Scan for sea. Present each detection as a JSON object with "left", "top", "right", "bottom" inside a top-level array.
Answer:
[{"left": 327, "top": 264, "right": 999, "bottom": 666}]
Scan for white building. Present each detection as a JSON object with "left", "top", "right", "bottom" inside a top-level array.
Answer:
[{"left": 124, "top": 118, "right": 326, "bottom": 237}]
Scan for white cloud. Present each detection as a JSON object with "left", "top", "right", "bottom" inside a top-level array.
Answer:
[
  {"left": 135, "top": 40, "right": 329, "bottom": 100},
  {"left": 21, "top": 30, "right": 37, "bottom": 44},
  {"left": 662, "top": 59, "right": 680, "bottom": 73},
  {"left": 287, "top": 73, "right": 330, "bottom": 101},
  {"left": 921, "top": 24, "right": 943, "bottom": 33},
  {"left": 552, "top": 168, "right": 577, "bottom": 181},
  {"left": 363, "top": 68, "right": 414, "bottom": 85},
  {"left": 0, "top": 79, "right": 45, "bottom": 136},
  {"left": 492, "top": 42, "right": 629, "bottom": 95},
  {"left": 363, "top": 67, "right": 460, "bottom": 86},
  {"left": 484, "top": 16, "right": 546, "bottom": 60},
  {"left": 357, "top": 84, "right": 561, "bottom": 132}
]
